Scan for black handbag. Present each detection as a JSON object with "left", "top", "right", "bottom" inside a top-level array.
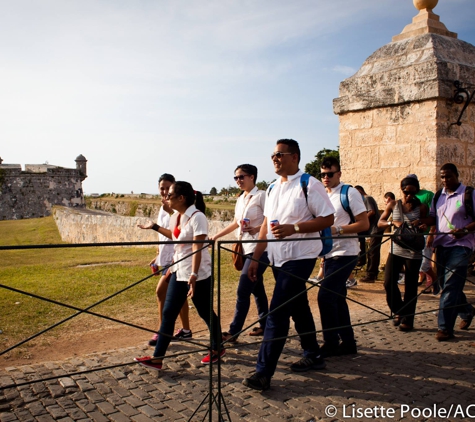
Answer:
[{"left": 392, "top": 200, "right": 425, "bottom": 251}]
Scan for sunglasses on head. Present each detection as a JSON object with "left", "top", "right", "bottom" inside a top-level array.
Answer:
[
  {"left": 234, "top": 174, "right": 249, "bottom": 181},
  {"left": 271, "top": 152, "right": 293, "bottom": 160},
  {"left": 320, "top": 172, "right": 336, "bottom": 179}
]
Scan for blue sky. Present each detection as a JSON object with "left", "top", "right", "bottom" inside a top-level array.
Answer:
[{"left": 1, "top": 0, "right": 474, "bottom": 194}]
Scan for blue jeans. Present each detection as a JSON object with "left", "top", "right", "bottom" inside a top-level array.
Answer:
[
  {"left": 154, "top": 273, "right": 221, "bottom": 358},
  {"left": 436, "top": 246, "right": 474, "bottom": 333},
  {"left": 229, "top": 252, "right": 269, "bottom": 336},
  {"left": 384, "top": 253, "right": 422, "bottom": 325},
  {"left": 256, "top": 258, "right": 319, "bottom": 379},
  {"left": 318, "top": 255, "right": 358, "bottom": 345}
]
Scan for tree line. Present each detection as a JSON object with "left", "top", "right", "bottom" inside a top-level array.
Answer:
[{"left": 209, "top": 147, "right": 339, "bottom": 196}]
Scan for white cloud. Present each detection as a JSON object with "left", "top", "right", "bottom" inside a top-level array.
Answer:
[{"left": 332, "top": 65, "right": 357, "bottom": 76}]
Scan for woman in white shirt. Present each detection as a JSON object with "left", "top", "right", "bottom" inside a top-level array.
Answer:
[
  {"left": 137, "top": 173, "right": 192, "bottom": 346},
  {"left": 212, "top": 164, "right": 269, "bottom": 342},
  {"left": 135, "top": 181, "right": 223, "bottom": 370}
]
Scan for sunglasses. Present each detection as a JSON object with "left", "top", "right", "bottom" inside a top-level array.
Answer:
[
  {"left": 402, "top": 190, "right": 416, "bottom": 196},
  {"left": 165, "top": 193, "right": 176, "bottom": 199},
  {"left": 320, "top": 172, "right": 336, "bottom": 179},
  {"left": 271, "top": 152, "right": 293, "bottom": 160},
  {"left": 234, "top": 174, "right": 249, "bottom": 181}
]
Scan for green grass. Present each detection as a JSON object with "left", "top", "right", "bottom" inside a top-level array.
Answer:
[{"left": 0, "top": 216, "right": 277, "bottom": 358}]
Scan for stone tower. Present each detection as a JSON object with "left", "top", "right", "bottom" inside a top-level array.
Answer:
[
  {"left": 75, "top": 154, "right": 88, "bottom": 181},
  {"left": 333, "top": 0, "right": 475, "bottom": 204}
]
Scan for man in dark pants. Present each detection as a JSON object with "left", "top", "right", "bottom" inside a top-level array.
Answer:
[
  {"left": 418, "top": 163, "right": 475, "bottom": 341},
  {"left": 318, "top": 157, "right": 369, "bottom": 357},
  {"left": 355, "top": 185, "right": 383, "bottom": 283},
  {"left": 242, "top": 139, "right": 334, "bottom": 391}
]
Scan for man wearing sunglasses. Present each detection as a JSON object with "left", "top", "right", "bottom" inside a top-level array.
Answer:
[
  {"left": 318, "top": 156, "right": 369, "bottom": 358},
  {"left": 242, "top": 139, "right": 335, "bottom": 391}
]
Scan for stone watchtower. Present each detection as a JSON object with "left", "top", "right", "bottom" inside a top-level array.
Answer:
[{"left": 333, "top": 0, "right": 475, "bottom": 204}]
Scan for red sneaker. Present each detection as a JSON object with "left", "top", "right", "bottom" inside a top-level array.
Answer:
[
  {"left": 134, "top": 356, "right": 162, "bottom": 371},
  {"left": 201, "top": 349, "right": 226, "bottom": 365}
]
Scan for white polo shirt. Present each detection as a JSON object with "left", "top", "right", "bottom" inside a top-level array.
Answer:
[
  {"left": 169, "top": 205, "right": 211, "bottom": 281},
  {"left": 264, "top": 170, "right": 335, "bottom": 267},
  {"left": 325, "top": 183, "right": 367, "bottom": 258},
  {"left": 155, "top": 206, "right": 175, "bottom": 267},
  {"left": 234, "top": 186, "right": 266, "bottom": 255}
]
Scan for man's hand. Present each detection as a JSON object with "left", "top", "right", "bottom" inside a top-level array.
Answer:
[
  {"left": 242, "top": 225, "right": 260, "bottom": 235},
  {"left": 271, "top": 224, "right": 295, "bottom": 239}
]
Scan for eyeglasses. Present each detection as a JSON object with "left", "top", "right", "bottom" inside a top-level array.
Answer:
[
  {"left": 271, "top": 152, "right": 293, "bottom": 160},
  {"left": 402, "top": 190, "right": 416, "bottom": 196},
  {"left": 234, "top": 174, "right": 249, "bottom": 181},
  {"left": 320, "top": 172, "right": 336, "bottom": 179}
]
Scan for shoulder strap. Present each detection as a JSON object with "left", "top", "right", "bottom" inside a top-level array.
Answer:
[
  {"left": 340, "top": 184, "right": 355, "bottom": 223},
  {"left": 465, "top": 186, "right": 475, "bottom": 220},
  {"left": 433, "top": 189, "right": 443, "bottom": 210},
  {"left": 267, "top": 183, "right": 275, "bottom": 196},
  {"left": 300, "top": 173, "right": 310, "bottom": 202}
]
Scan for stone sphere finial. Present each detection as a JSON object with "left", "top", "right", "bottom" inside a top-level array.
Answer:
[{"left": 413, "top": 0, "right": 438, "bottom": 11}]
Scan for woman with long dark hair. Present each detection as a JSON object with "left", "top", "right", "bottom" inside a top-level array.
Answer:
[
  {"left": 135, "top": 181, "right": 223, "bottom": 370},
  {"left": 211, "top": 164, "right": 269, "bottom": 342},
  {"left": 378, "top": 177, "right": 428, "bottom": 331}
]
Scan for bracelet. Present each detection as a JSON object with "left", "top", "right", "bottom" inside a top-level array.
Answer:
[
  {"left": 152, "top": 223, "right": 160, "bottom": 232},
  {"left": 190, "top": 272, "right": 198, "bottom": 278}
]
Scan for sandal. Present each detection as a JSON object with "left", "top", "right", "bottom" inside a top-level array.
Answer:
[{"left": 249, "top": 327, "right": 264, "bottom": 336}]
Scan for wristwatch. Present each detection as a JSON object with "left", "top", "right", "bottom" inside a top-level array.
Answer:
[
  {"left": 338, "top": 226, "right": 344, "bottom": 235},
  {"left": 294, "top": 224, "right": 300, "bottom": 233}
]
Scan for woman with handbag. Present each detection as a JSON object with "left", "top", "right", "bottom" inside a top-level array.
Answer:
[
  {"left": 135, "top": 181, "right": 223, "bottom": 370},
  {"left": 211, "top": 164, "right": 269, "bottom": 342},
  {"left": 378, "top": 177, "right": 428, "bottom": 331}
]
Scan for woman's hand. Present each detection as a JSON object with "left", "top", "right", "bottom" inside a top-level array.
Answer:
[
  {"left": 137, "top": 221, "right": 154, "bottom": 230},
  {"left": 187, "top": 274, "right": 197, "bottom": 298},
  {"left": 247, "top": 261, "right": 258, "bottom": 282}
]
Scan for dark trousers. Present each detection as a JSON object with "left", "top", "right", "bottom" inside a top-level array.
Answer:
[
  {"left": 366, "top": 232, "right": 383, "bottom": 278},
  {"left": 229, "top": 252, "right": 269, "bottom": 336},
  {"left": 256, "top": 258, "right": 319, "bottom": 379},
  {"left": 384, "top": 253, "right": 422, "bottom": 325},
  {"left": 318, "top": 255, "right": 358, "bottom": 345},
  {"left": 154, "top": 273, "right": 221, "bottom": 358},
  {"left": 436, "top": 246, "right": 474, "bottom": 333}
]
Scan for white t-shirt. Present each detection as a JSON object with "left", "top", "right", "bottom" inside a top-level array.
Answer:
[
  {"left": 325, "top": 183, "right": 367, "bottom": 258},
  {"left": 169, "top": 205, "right": 211, "bottom": 281},
  {"left": 155, "top": 206, "right": 175, "bottom": 267},
  {"left": 234, "top": 186, "right": 266, "bottom": 255},
  {"left": 264, "top": 170, "right": 335, "bottom": 267}
]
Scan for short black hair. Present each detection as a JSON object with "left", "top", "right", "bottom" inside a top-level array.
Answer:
[
  {"left": 276, "top": 139, "right": 300, "bottom": 163},
  {"left": 158, "top": 173, "right": 175, "bottom": 184},
  {"left": 235, "top": 164, "right": 258, "bottom": 184},
  {"left": 401, "top": 177, "right": 420, "bottom": 191},
  {"left": 384, "top": 192, "right": 395, "bottom": 200},
  {"left": 440, "top": 163, "right": 459, "bottom": 176},
  {"left": 321, "top": 156, "right": 340, "bottom": 172}
]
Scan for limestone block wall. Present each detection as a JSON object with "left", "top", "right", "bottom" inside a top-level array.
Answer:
[
  {"left": 339, "top": 100, "right": 475, "bottom": 208},
  {"left": 53, "top": 206, "right": 235, "bottom": 244}
]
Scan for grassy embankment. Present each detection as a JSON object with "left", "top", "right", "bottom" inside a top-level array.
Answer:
[{"left": 0, "top": 215, "right": 273, "bottom": 360}]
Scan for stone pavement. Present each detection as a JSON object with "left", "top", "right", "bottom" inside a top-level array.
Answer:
[{"left": 1, "top": 288, "right": 475, "bottom": 421}]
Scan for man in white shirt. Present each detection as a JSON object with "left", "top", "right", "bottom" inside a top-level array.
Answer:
[
  {"left": 318, "top": 157, "right": 369, "bottom": 357},
  {"left": 242, "top": 139, "right": 335, "bottom": 391}
]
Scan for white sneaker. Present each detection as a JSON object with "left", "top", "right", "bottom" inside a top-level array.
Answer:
[
  {"left": 397, "top": 273, "right": 405, "bottom": 285},
  {"left": 346, "top": 278, "right": 357, "bottom": 288}
]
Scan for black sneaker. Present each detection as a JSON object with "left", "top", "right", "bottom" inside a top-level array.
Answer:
[
  {"left": 242, "top": 373, "right": 270, "bottom": 391},
  {"left": 171, "top": 328, "right": 192, "bottom": 342},
  {"left": 338, "top": 342, "right": 357, "bottom": 356},
  {"left": 290, "top": 355, "right": 326, "bottom": 372},
  {"left": 319, "top": 343, "right": 339, "bottom": 358}
]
